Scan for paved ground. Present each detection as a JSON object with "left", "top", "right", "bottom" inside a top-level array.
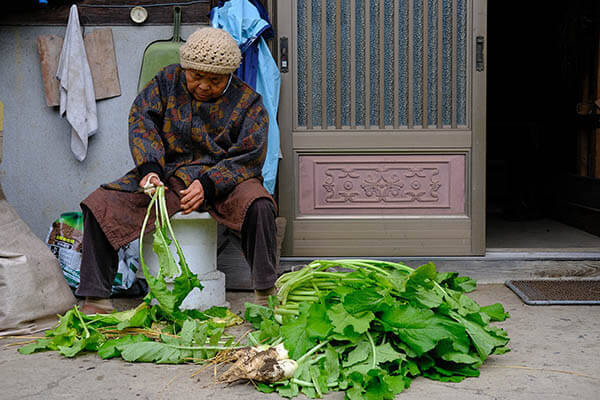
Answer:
[{"left": 1, "top": 284, "right": 599, "bottom": 400}]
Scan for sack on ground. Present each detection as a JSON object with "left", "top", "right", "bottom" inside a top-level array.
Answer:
[{"left": 0, "top": 186, "right": 76, "bottom": 336}]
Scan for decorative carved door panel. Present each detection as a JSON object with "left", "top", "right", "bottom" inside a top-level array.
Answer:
[{"left": 277, "top": 0, "right": 487, "bottom": 256}]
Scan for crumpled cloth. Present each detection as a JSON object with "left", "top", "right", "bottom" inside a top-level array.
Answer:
[{"left": 57, "top": 4, "right": 98, "bottom": 162}]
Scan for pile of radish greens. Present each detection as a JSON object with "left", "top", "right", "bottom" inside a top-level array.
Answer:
[
  {"left": 18, "top": 186, "right": 510, "bottom": 399},
  {"left": 245, "top": 259, "right": 510, "bottom": 399}
]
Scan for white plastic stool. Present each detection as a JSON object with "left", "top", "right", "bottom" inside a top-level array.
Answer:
[{"left": 141, "top": 211, "right": 228, "bottom": 310}]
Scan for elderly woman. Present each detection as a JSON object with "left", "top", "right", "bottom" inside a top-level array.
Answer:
[{"left": 77, "top": 28, "right": 277, "bottom": 314}]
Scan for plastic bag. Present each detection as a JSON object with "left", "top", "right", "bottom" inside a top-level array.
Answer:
[{"left": 46, "top": 212, "right": 139, "bottom": 294}]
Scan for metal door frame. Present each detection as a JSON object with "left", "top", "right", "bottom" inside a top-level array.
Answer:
[{"left": 276, "top": 0, "right": 487, "bottom": 256}]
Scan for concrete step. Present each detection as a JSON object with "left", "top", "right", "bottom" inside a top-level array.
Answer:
[{"left": 279, "top": 251, "right": 600, "bottom": 284}]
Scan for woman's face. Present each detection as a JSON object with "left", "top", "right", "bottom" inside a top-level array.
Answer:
[{"left": 184, "top": 69, "right": 230, "bottom": 101}]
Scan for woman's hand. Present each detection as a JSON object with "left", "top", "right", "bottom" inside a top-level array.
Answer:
[
  {"left": 180, "top": 179, "right": 205, "bottom": 214},
  {"left": 139, "top": 173, "right": 166, "bottom": 196}
]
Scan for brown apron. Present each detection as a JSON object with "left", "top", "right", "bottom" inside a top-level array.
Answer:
[{"left": 82, "top": 177, "right": 276, "bottom": 250}]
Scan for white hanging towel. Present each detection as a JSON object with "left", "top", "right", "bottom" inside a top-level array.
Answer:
[{"left": 57, "top": 5, "right": 98, "bottom": 162}]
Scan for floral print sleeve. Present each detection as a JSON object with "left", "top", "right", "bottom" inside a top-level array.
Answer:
[{"left": 128, "top": 72, "right": 167, "bottom": 177}]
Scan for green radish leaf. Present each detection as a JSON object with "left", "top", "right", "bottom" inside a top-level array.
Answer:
[
  {"left": 434, "top": 340, "right": 480, "bottom": 365},
  {"left": 375, "top": 343, "right": 405, "bottom": 365},
  {"left": 244, "top": 302, "right": 273, "bottom": 329},
  {"left": 58, "top": 339, "right": 86, "bottom": 358},
  {"left": 258, "top": 319, "right": 281, "bottom": 343},
  {"left": 453, "top": 276, "right": 477, "bottom": 292},
  {"left": 116, "top": 305, "right": 150, "bottom": 330},
  {"left": 324, "top": 346, "right": 340, "bottom": 384},
  {"left": 152, "top": 227, "right": 179, "bottom": 279},
  {"left": 405, "top": 359, "right": 420, "bottom": 376},
  {"left": 256, "top": 383, "right": 276, "bottom": 393},
  {"left": 436, "top": 272, "right": 477, "bottom": 293},
  {"left": 137, "top": 186, "right": 203, "bottom": 320},
  {"left": 346, "top": 357, "right": 375, "bottom": 376},
  {"left": 119, "top": 341, "right": 183, "bottom": 364},
  {"left": 83, "top": 331, "right": 105, "bottom": 352},
  {"left": 481, "top": 303, "right": 510, "bottom": 321},
  {"left": 380, "top": 303, "right": 469, "bottom": 356},
  {"left": 327, "top": 303, "right": 374, "bottom": 335},
  {"left": 493, "top": 346, "right": 511, "bottom": 355},
  {"left": 51, "top": 309, "right": 77, "bottom": 337},
  {"left": 98, "top": 334, "right": 151, "bottom": 359},
  {"left": 410, "top": 287, "right": 444, "bottom": 308},
  {"left": 423, "top": 370, "right": 467, "bottom": 382},
  {"left": 309, "top": 364, "right": 329, "bottom": 396},
  {"left": 343, "top": 340, "right": 371, "bottom": 368},
  {"left": 306, "top": 302, "right": 331, "bottom": 339},
  {"left": 18, "top": 339, "right": 53, "bottom": 355},
  {"left": 407, "top": 262, "right": 437, "bottom": 287},
  {"left": 179, "top": 318, "right": 201, "bottom": 345},
  {"left": 436, "top": 271, "right": 458, "bottom": 284},
  {"left": 448, "top": 311, "right": 510, "bottom": 361},
  {"left": 433, "top": 363, "right": 480, "bottom": 377},
  {"left": 276, "top": 382, "right": 299, "bottom": 398},
  {"left": 282, "top": 303, "right": 317, "bottom": 360},
  {"left": 343, "top": 288, "right": 384, "bottom": 314},
  {"left": 383, "top": 374, "right": 410, "bottom": 395},
  {"left": 457, "top": 293, "right": 481, "bottom": 315},
  {"left": 202, "top": 306, "right": 228, "bottom": 318},
  {"left": 300, "top": 385, "right": 317, "bottom": 399},
  {"left": 363, "top": 370, "right": 395, "bottom": 400},
  {"left": 347, "top": 386, "right": 365, "bottom": 400}
]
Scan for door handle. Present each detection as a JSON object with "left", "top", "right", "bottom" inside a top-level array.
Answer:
[
  {"left": 280, "top": 36, "right": 289, "bottom": 73},
  {"left": 476, "top": 36, "right": 484, "bottom": 72}
]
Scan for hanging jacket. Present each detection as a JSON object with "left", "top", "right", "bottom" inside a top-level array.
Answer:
[{"left": 210, "top": 0, "right": 281, "bottom": 194}]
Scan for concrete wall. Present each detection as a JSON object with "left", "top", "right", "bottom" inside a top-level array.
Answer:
[{"left": 0, "top": 25, "right": 202, "bottom": 240}]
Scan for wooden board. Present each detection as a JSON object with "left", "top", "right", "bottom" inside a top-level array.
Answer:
[
  {"left": 37, "top": 35, "right": 63, "bottom": 107},
  {"left": 37, "top": 28, "right": 121, "bottom": 107},
  {"left": 84, "top": 28, "right": 121, "bottom": 101}
]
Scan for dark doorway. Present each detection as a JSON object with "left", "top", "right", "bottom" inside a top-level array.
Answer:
[{"left": 487, "top": 1, "right": 600, "bottom": 250}]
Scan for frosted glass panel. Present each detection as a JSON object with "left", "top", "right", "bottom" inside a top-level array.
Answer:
[
  {"left": 311, "top": 0, "right": 322, "bottom": 128},
  {"left": 296, "top": 0, "right": 468, "bottom": 130},
  {"left": 369, "top": 0, "right": 380, "bottom": 126},
  {"left": 442, "top": 0, "right": 452, "bottom": 126},
  {"left": 457, "top": 0, "right": 467, "bottom": 126},
  {"left": 383, "top": 0, "right": 394, "bottom": 127},
  {"left": 297, "top": 0, "right": 307, "bottom": 127},
  {"left": 412, "top": 0, "right": 423, "bottom": 127},
  {"left": 340, "top": 0, "right": 351, "bottom": 126},
  {"left": 427, "top": 0, "right": 438, "bottom": 127},
  {"left": 326, "top": 0, "right": 337, "bottom": 127},
  {"left": 397, "top": 0, "right": 409, "bottom": 126},
  {"left": 355, "top": 1, "right": 365, "bottom": 127}
]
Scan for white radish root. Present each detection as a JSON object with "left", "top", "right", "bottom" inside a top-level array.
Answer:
[{"left": 218, "top": 344, "right": 297, "bottom": 384}]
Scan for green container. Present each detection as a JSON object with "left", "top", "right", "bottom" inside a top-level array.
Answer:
[{"left": 137, "top": 6, "right": 184, "bottom": 93}]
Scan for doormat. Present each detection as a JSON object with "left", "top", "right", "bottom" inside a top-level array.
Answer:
[{"left": 505, "top": 279, "right": 600, "bottom": 305}]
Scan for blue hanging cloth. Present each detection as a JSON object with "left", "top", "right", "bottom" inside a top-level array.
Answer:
[{"left": 210, "top": 0, "right": 281, "bottom": 195}]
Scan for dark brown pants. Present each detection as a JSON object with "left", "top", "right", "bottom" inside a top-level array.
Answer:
[{"left": 76, "top": 198, "right": 277, "bottom": 298}]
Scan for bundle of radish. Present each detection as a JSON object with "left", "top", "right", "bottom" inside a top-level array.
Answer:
[{"left": 243, "top": 259, "right": 510, "bottom": 399}]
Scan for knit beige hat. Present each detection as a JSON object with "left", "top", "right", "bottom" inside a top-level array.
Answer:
[{"left": 179, "top": 27, "right": 241, "bottom": 74}]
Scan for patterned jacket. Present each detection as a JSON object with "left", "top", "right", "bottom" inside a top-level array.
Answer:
[{"left": 103, "top": 64, "right": 269, "bottom": 204}]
